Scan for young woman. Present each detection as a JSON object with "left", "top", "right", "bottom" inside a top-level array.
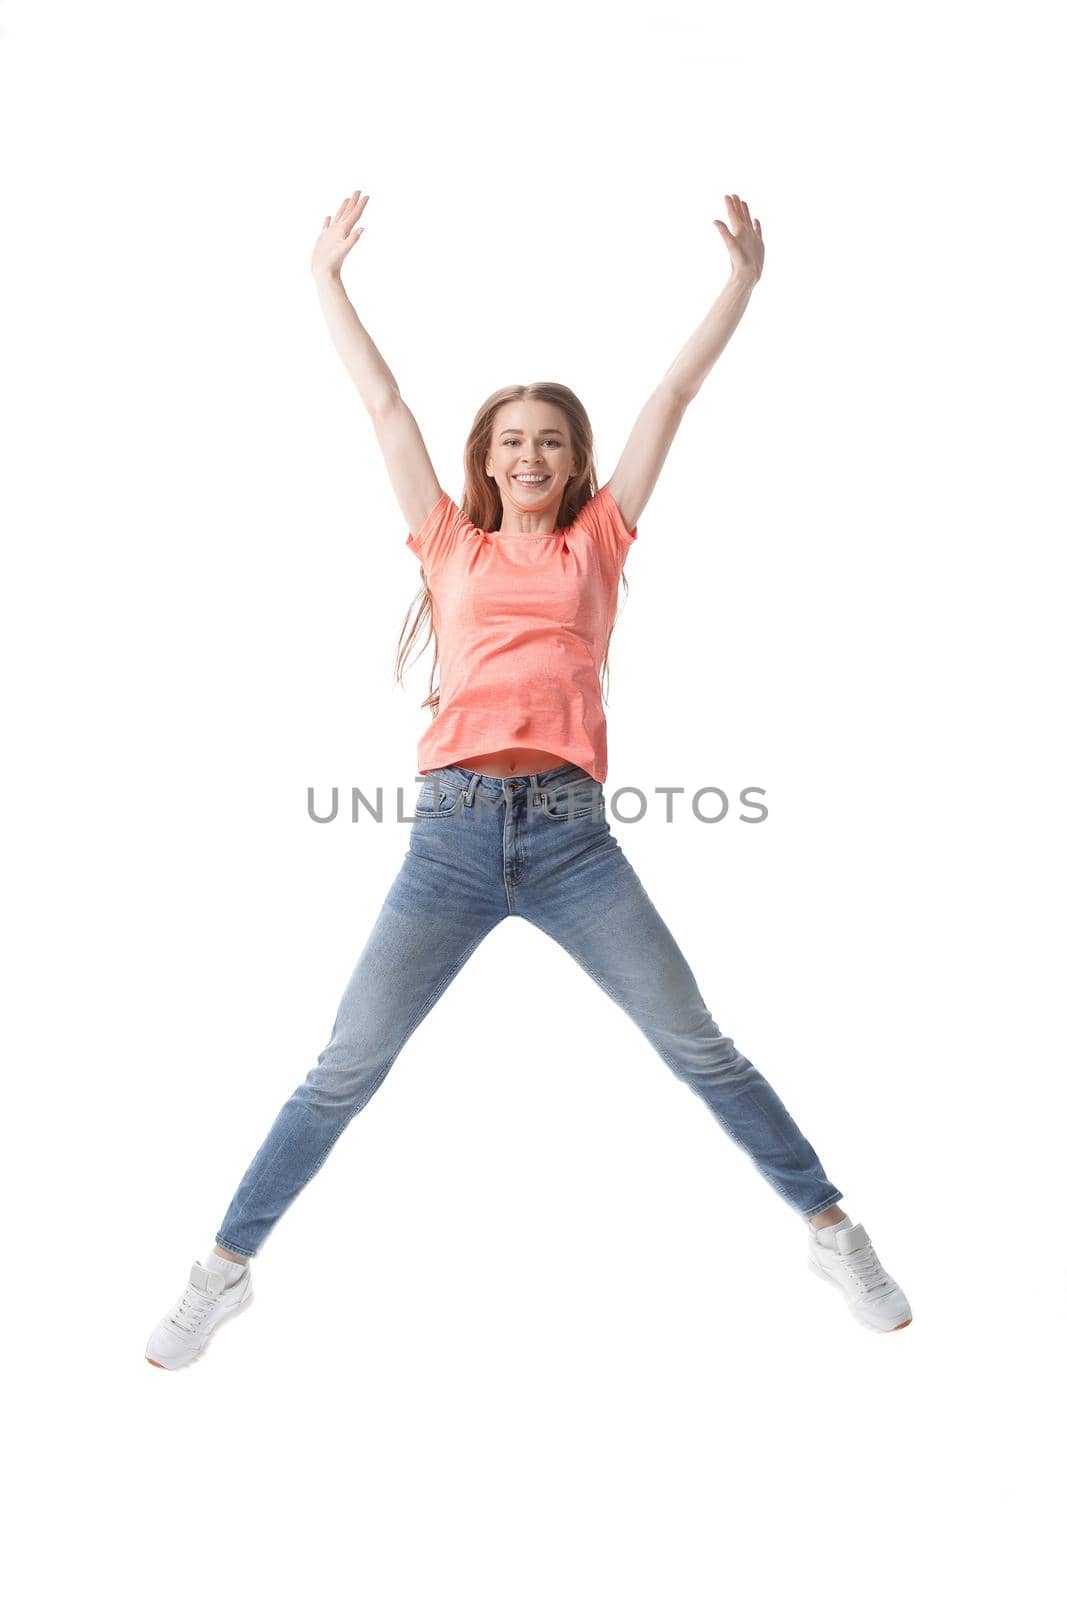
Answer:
[{"left": 146, "top": 190, "right": 911, "bottom": 1368}]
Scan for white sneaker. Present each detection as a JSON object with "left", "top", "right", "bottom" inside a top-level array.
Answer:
[
  {"left": 808, "top": 1219, "right": 912, "bottom": 1332},
  {"left": 145, "top": 1259, "right": 254, "bottom": 1369}
]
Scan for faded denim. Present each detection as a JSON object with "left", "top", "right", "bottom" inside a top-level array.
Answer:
[{"left": 216, "top": 762, "right": 842, "bottom": 1257}]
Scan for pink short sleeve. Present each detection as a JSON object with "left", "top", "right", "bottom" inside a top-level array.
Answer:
[
  {"left": 570, "top": 484, "right": 638, "bottom": 570},
  {"left": 406, "top": 492, "right": 476, "bottom": 573}
]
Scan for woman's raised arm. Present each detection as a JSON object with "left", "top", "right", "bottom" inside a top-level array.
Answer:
[
  {"left": 605, "top": 194, "right": 765, "bottom": 531},
  {"left": 311, "top": 190, "right": 443, "bottom": 534}
]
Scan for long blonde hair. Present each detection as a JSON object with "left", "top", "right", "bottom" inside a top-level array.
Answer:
[{"left": 395, "top": 381, "right": 630, "bottom": 717}]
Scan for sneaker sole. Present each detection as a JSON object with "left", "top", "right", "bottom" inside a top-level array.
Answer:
[
  {"left": 145, "top": 1286, "right": 255, "bottom": 1370},
  {"left": 807, "top": 1256, "right": 912, "bottom": 1333}
]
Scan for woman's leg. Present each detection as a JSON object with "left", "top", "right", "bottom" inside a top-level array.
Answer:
[
  {"left": 521, "top": 822, "right": 843, "bottom": 1219},
  {"left": 214, "top": 838, "right": 505, "bottom": 1258}
]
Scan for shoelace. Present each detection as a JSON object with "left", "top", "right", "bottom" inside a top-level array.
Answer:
[
  {"left": 168, "top": 1283, "right": 220, "bottom": 1335},
  {"left": 841, "top": 1241, "right": 890, "bottom": 1297}
]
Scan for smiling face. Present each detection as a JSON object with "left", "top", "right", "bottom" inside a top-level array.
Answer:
[{"left": 484, "top": 400, "right": 579, "bottom": 531}]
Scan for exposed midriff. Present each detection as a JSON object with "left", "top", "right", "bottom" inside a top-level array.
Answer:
[{"left": 452, "top": 746, "right": 571, "bottom": 778}]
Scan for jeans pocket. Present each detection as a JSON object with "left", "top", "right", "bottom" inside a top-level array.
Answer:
[
  {"left": 414, "top": 776, "right": 463, "bottom": 819},
  {"left": 540, "top": 781, "right": 603, "bottom": 821}
]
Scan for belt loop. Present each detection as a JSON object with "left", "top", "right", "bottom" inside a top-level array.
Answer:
[
  {"left": 530, "top": 770, "right": 541, "bottom": 808},
  {"left": 464, "top": 771, "right": 480, "bottom": 808}
]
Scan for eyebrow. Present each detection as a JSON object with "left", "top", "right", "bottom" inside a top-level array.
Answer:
[{"left": 497, "top": 427, "right": 565, "bottom": 437}]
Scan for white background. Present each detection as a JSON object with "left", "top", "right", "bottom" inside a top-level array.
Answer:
[{"left": 3, "top": 0, "right": 1063, "bottom": 1594}]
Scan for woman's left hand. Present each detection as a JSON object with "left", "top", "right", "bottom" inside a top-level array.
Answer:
[{"left": 713, "top": 193, "right": 765, "bottom": 282}]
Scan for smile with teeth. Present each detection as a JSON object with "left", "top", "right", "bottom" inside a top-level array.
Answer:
[{"left": 515, "top": 474, "right": 549, "bottom": 484}]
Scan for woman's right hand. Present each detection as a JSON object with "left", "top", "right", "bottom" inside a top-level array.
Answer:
[{"left": 311, "top": 190, "right": 369, "bottom": 279}]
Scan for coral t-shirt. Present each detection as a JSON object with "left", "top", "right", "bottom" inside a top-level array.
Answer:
[{"left": 405, "top": 485, "right": 638, "bottom": 784}]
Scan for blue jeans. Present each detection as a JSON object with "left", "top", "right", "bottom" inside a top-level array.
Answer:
[{"left": 216, "top": 762, "right": 842, "bottom": 1257}]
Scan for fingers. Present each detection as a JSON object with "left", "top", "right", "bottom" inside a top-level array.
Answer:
[
  {"left": 725, "top": 193, "right": 756, "bottom": 234},
  {"left": 341, "top": 194, "right": 368, "bottom": 237},
  {"left": 327, "top": 190, "right": 369, "bottom": 236}
]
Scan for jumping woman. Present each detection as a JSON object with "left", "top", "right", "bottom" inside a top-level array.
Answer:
[{"left": 146, "top": 189, "right": 912, "bottom": 1368}]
